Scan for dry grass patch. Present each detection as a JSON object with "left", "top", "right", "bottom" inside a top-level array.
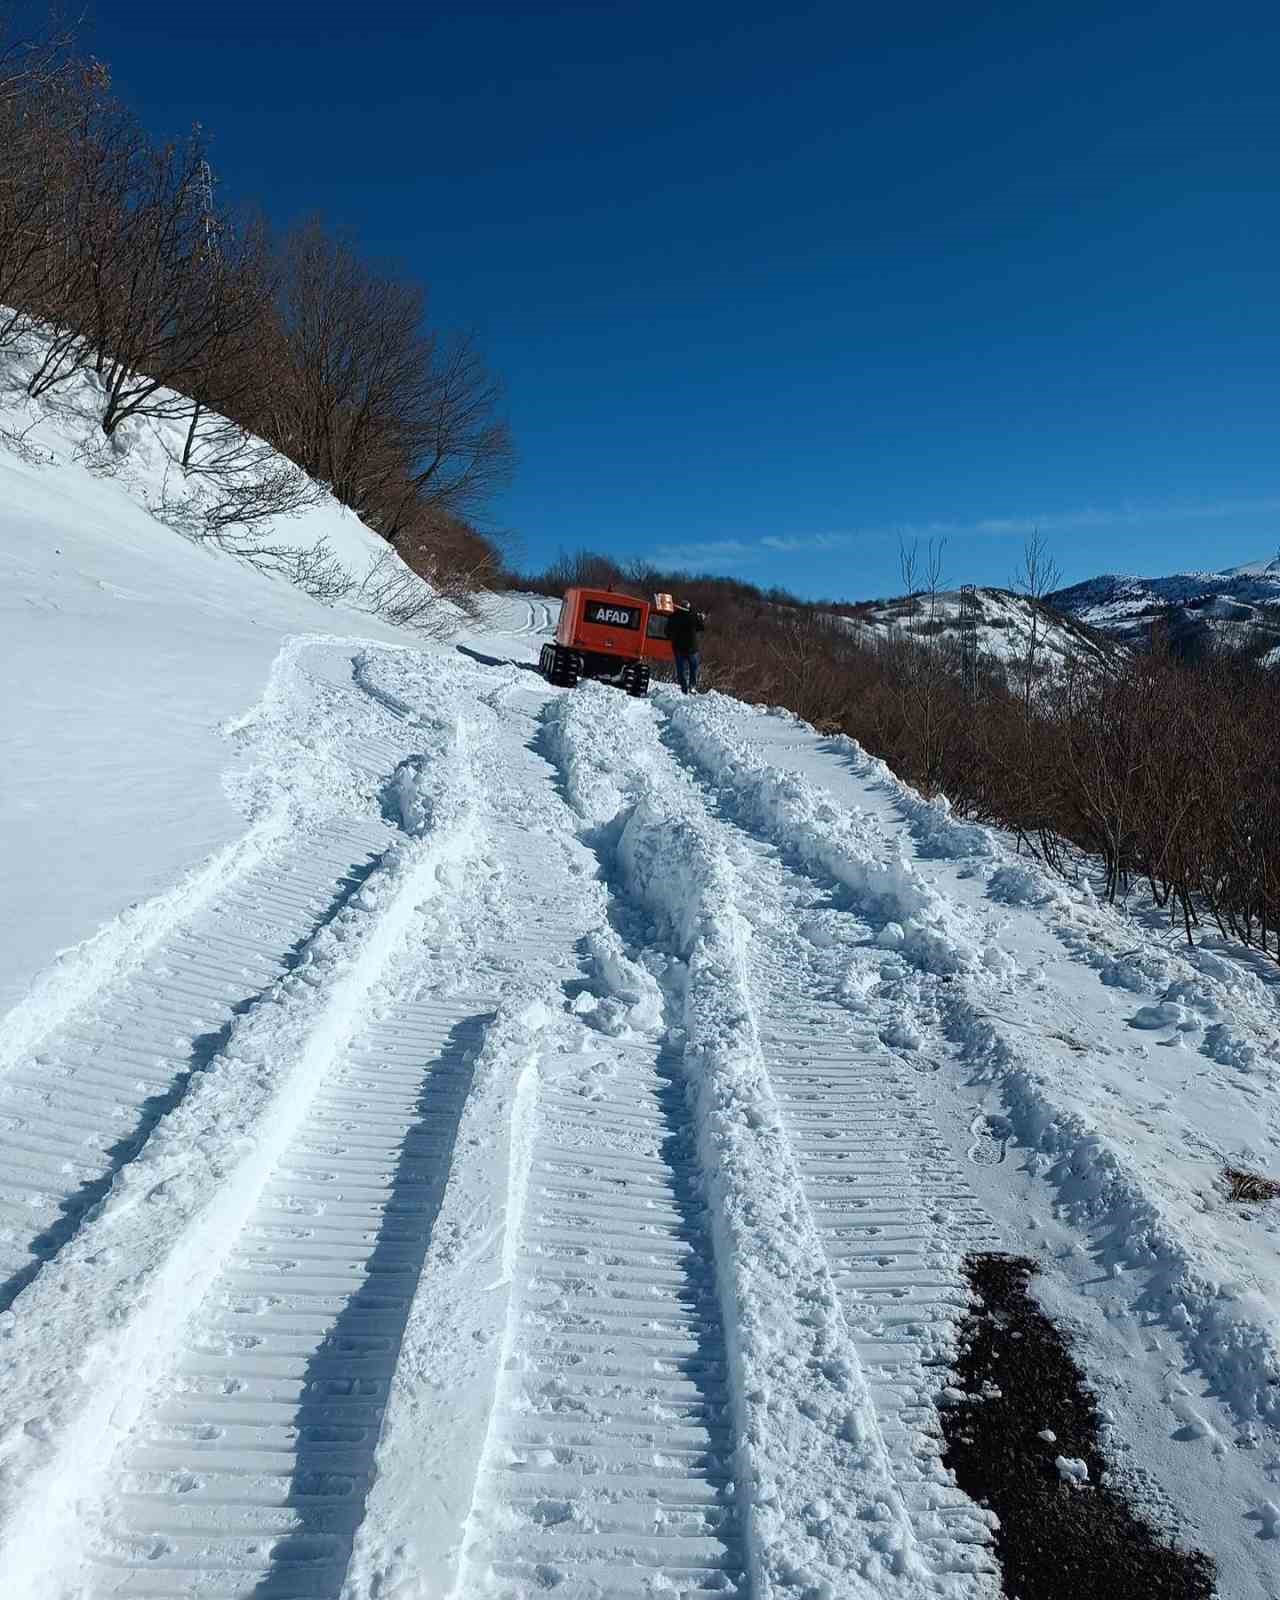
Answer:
[{"left": 1223, "top": 1165, "right": 1280, "bottom": 1204}]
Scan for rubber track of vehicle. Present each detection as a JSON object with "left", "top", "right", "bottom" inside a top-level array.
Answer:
[
  {"left": 88, "top": 987, "right": 493, "bottom": 1597},
  {"left": 81, "top": 820, "right": 531, "bottom": 1597}
]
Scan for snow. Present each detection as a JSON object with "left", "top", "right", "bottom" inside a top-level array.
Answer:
[
  {"left": 3, "top": 328, "right": 1280, "bottom": 1597},
  {"left": 0, "top": 655, "right": 483, "bottom": 1599},
  {"left": 0, "top": 337, "right": 443, "bottom": 1022},
  {"left": 1049, "top": 557, "right": 1280, "bottom": 657},
  {"left": 545, "top": 686, "right": 997, "bottom": 1596},
  {"left": 827, "top": 587, "right": 1118, "bottom": 674},
  {"left": 663, "top": 694, "right": 1280, "bottom": 1419},
  {"left": 1054, "top": 1456, "right": 1089, "bottom": 1485}
]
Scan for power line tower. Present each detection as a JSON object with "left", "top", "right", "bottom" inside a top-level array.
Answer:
[
  {"left": 196, "top": 159, "right": 221, "bottom": 267},
  {"left": 959, "top": 583, "right": 980, "bottom": 700}
]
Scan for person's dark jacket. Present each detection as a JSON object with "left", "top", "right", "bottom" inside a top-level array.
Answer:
[{"left": 667, "top": 607, "right": 704, "bottom": 654}]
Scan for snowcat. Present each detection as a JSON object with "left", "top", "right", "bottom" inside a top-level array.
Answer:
[{"left": 538, "top": 587, "right": 675, "bottom": 697}]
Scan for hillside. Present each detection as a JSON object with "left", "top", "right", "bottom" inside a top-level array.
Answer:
[
  {"left": 0, "top": 334, "right": 452, "bottom": 1017},
  {"left": 827, "top": 585, "right": 1124, "bottom": 673},
  {"left": 1049, "top": 558, "right": 1280, "bottom": 661}
]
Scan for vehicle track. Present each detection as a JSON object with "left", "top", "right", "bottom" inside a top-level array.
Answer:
[
  {"left": 503, "top": 598, "right": 556, "bottom": 638},
  {"left": 0, "top": 641, "right": 424, "bottom": 1318},
  {"left": 750, "top": 941, "right": 1002, "bottom": 1574},
  {"left": 78, "top": 803, "right": 539, "bottom": 1599},
  {"left": 88, "top": 982, "right": 493, "bottom": 1598},
  {"left": 75, "top": 710, "right": 744, "bottom": 1599},
  {"left": 458, "top": 1035, "right": 746, "bottom": 1599},
  {"left": 656, "top": 727, "right": 1003, "bottom": 1581},
  {"left": 14, "top": 660, "right": 995, "bottom": 1596},
  {"left": 0, "top": 816, "right": 395, "bottom": 1316}
]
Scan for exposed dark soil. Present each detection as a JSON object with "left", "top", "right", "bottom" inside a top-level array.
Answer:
[{"left": 940, "top": 1253, "right": 1216, "bottom": 1600}]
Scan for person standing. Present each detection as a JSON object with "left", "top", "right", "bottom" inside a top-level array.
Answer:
[{"left": 667, "top": 602, "right": 705, "bottom": 694}]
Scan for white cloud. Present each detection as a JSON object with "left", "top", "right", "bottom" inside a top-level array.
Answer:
[
  {"left": 647, "top": 538, "right": 763, "bottom": 567},
  {"left": 653, "top": 495, "right": 1280, "bottom": 570}
]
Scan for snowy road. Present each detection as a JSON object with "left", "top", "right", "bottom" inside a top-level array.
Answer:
[{"left": 1, "top": 596, "right": 1278, "bottom": 1598}]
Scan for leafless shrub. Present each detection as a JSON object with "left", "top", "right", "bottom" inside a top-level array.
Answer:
[
  {"left": 143, "top": 483, "right": 354, "bottom": 603},
  {"left": 266, "top": 223, "right": 513, "bottom": 540},
  {"left": 69, "top": 428, "right": 123, "bottom": 476},
  {"left": 0, "top": 409, "right": 52, "bottom": 464},
  {"left": 355, "top": 549, "right": 458, "bottom": 637},
  {"left": 173, "top": 447, "right": 320, "bottom": 535},
  {"left": 275, "top": 538, "right": 354, "bottom": 602},
  {"left": 213, "top": 535, "right": 354, "bottom": 602}
]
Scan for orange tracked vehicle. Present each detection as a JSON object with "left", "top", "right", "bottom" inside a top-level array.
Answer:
[{"left": 538, "top": 587, "right": 675, "bottom": 697}]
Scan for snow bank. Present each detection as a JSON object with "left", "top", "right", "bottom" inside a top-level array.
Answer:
[
  {"left": 546, "top": 685, "right": 964, "bottom": 1600},
  {"left": 662, "top": 696, "right": 983, "bottom": 976}
]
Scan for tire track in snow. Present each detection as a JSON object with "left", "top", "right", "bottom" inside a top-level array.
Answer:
[
  {"left": 67, "top": 793, "right": 507, "bottom": 1597},
  {"left": 0, "top": 812, "right": 290, "bottom": 1086},
  {"left": 458, "top": 1036, "right": 746, "bottom": 1598},
  {"left": 0, "top": 644, "right": 494, "bottom": 1598},
  {"left": 67, "top": 678, "right": 743, "bottom": 1599},
  {"left": 542, "top": 687, "right": 1004, "bottom": 1597}
]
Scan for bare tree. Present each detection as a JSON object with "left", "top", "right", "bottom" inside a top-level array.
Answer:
[
  {"left": 1010, "top": 530, "right": 1062, "bottom": 713},
  {"left": 22, "top": 69, "right": 140, "bottom": 396},
  {"left": 0, "top": 18, "right": 509, "bottom": 602},
  {"left": 270, "top": 221, "right": 513, "bottom": 537},
  {"left": 0, "top": 8, "right": 77, "bottom": 91},
  {"left": 892, "top": 535, "right": 955, "bottom": 789},
  {"left": 92, "top": 134, "right": 278, "bottom": 435},
  {"left": 0, "top": 71, "right": 66, "bottom": 348}
]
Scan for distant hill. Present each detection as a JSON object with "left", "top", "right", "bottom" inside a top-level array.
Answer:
[
  {"left": 826, "top": 585, "right": 1123, "bottom": 674},
  {"left": 1048, "top": 557, "right": 1280, "bottom": 664}
]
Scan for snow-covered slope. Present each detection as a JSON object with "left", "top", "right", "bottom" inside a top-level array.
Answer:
[
  {"left": 4, "top": 342, "right": 1280, "bottom": 1596},
  {"left": 0, "top": 339, "right": 452, "bottom": 1019},
  {"left": 1049, "top": 557, "right": 1280, "bottom": 659},
  {"left": 828, "top": 587, "right": 1122, "bottom": 675}
]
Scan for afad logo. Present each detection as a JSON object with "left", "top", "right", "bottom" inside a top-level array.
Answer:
[{"left": 593, "top": 607, "right": 634, "bottom": 626}]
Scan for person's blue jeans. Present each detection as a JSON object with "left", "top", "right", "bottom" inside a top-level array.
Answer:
[{"left": 675, "top": 651, "right": 700, "bottom": 693}]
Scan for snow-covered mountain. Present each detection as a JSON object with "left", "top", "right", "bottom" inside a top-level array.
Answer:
[
  {"left": 1049, "top": 557, "right": 1280, "bottom": 661},
  {"left": 832, "top": 559, "right": 1280, "bottom": 673},
  {"left": 828, "top": 585, "right": 1123, "bottom": 673}
]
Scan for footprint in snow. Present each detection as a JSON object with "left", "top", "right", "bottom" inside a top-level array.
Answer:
[{"left": 967, "top": 1112, "right": 1012, "bottom": 1166}]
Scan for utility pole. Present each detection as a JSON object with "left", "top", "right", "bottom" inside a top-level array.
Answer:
[
  {"left": 180, "top": 158, "right": 221, "bottom": 471},
  {"left": 196, "top": 159, "right": 221, "bottom": 266}
]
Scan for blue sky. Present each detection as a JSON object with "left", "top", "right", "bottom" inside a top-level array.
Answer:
[{"left": 82, "top": 1, "right": 1280, "bottom": 598}]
